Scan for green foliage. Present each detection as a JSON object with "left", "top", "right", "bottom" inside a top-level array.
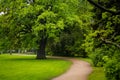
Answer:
[
  {"left": 86, "top": 0, "right": 120, "bottom": 80},
  {"left": 90, "top": 48, "right": 105, "bottom": 67},
  {"left": 48, "top": 15, "right": 87, "bottom": 57},
  {"left": 0, "top": 0, "right": 87, "bottom": 55},
  {"left": 47, "top": 1, "right": 93, "bottom": 57},
  {"left": 104, "top": 58, "right": 120, "bottom": 80}
]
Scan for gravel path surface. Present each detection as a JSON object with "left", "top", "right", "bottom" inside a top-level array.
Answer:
[{"left": 51, "top": 57, "right": 92, "bottom": 80}]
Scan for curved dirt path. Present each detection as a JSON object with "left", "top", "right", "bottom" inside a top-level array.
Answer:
[{"left": 51, "top": 57, "right": 92, "bottom": 80}]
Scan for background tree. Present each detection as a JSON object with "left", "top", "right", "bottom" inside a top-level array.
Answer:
[
  {"left": 49, "top": 16, "right": 85, "bottom": 57},
  {"left": 48, "top": 1, "right": 93, "bottom": 57}
]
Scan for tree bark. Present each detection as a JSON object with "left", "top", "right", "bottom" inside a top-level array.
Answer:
[
  {"left": 10, "top": 50, "right": 12, "bottom": 55},
  {"left": 36, "top": 37, "right": 47, "bottom": 59}
]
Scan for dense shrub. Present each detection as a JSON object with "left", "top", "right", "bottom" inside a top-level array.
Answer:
[
  {"left": 90, "top": 48, "right": 106, "bottom": 67},
  {"left": 90, "top": 45, "right": 117, "bottom": 67},
  {"left": 50, "top": 40, "right": 86, "bottom": 57},
  {"left": 90, "top": 46, "right": 120, "bottom": 80},
  {"left": 49, "top": 24, "right": 86, "bottom": 57},
  {"left": 104, "top": 59, "right": 120, "bottom": 80}
]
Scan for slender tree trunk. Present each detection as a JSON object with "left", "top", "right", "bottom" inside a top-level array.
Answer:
[
  {"left": 10, "top": 50, "right": 12, "bottom": 55},
  {"left": 36, "top": 37, "right": 47, "bottom": 59}
]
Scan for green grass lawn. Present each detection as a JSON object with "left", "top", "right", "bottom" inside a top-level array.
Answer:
[
  {"left": 89, "top": 67, "right": 106, "bottom": 80},
  {"left": 79, "top": 58, "right": 106, "bottom": 80},
  {"left": 0, "top": 54, "right": 71, "bottom": 80}
]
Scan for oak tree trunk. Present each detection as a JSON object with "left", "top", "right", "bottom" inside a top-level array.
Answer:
[{"left": 36, "top": 37, "right": 47, "bottom": 59}]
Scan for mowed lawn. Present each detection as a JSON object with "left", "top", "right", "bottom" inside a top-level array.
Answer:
[
  {"left": 0, "top": 54, "right": 71, "bottom": 80},
  {"left": 89, "top": 67, "right": 106, "bottom": 80}
]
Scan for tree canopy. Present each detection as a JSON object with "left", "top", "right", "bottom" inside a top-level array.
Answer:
[
  {"left": 0, "top": 0, "right": 92, "bottom": 58},
  {"left": 0, "top": 0, "right": 120, "bottom": 79}
]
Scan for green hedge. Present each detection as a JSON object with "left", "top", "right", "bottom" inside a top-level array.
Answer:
[{"left": 105, "top": 59, "right": 120, "bottom": 80}]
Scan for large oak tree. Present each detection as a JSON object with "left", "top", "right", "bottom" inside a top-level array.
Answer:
[{"left": 0, "top": 0, "right": 85, "bottom": 59}]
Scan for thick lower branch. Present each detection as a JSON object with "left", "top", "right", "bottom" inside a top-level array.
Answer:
[
  {"left": 87, "top": 0, "right": 120, "bottom": 15},
  {"left": 101, "top": 38, "right": 120, "bottom": 48}
]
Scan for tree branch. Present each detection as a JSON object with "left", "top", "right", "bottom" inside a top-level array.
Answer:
[
  {"left": 87, "top": 0, "right": 120, "bottom": 15},
  {"left": 101, "top": 38, "right": 120, "bottom": 48}
]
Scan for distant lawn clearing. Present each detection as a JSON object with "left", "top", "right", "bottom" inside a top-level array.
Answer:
[{"left": 0, "top": 54, "right": 71, "bottom": 80}]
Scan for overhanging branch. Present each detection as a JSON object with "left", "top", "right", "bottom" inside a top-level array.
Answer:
[
  {"left": 87, "top": 0, "right": 120, "bottom": 15},
  {"left": 101, "top": 38, "right": 120, "bottom": 48}
]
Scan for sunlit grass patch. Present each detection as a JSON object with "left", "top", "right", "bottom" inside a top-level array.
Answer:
[
  {"left": 0, "top": 54, "right": 71, "bottom": 80},
  {"left": 89, "top": 67, "right": 106, "bottom": 80}
]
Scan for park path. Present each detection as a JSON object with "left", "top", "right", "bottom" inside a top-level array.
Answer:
[{"left": 51, "top": 56, "right": 92, "bottom": 80}]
